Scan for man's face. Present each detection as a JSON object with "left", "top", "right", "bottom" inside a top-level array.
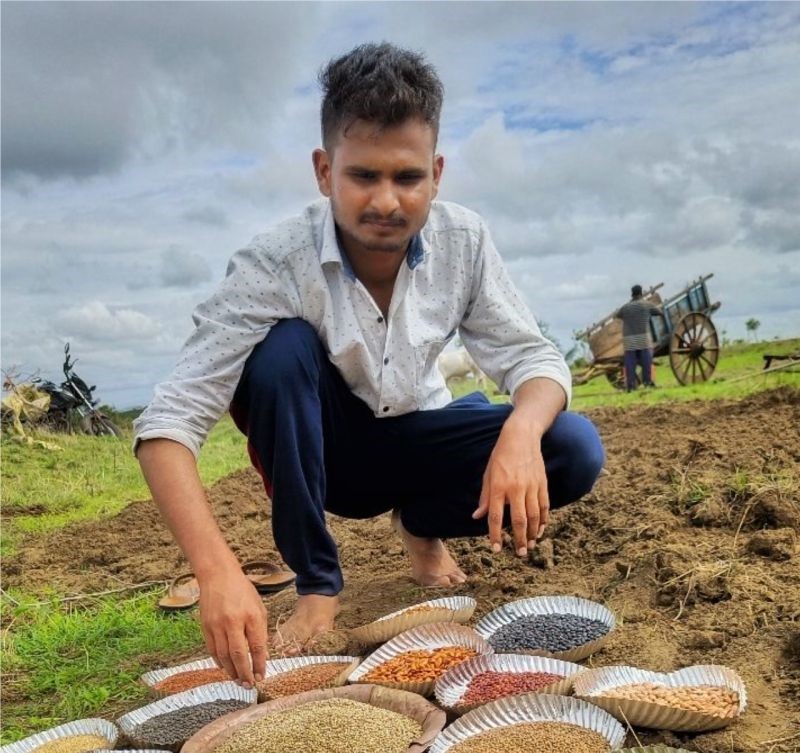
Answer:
[{"left": 312, "top": 118, "right": 444, "bottom": 256}]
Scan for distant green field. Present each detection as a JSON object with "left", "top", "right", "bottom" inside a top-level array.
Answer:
[
  {"left": 1, "top": 415, "right": 250, "bottom": 556},
  {"left": 450, "top": 337, "right": 800, "bottom": 409}
]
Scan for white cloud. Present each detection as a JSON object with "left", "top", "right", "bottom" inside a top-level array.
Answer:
[
  {"left": 55, "top": 302, "right": 163, "bottom": 342},
  {"left": 2, "top": 2, "right": 799, "bottom": 407}
]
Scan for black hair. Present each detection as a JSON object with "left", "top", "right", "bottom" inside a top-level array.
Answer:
[
  {"left": 631, "top": 284, "right": 643, "bottom": 297},
  {"left": 319, "top": 43, "right": 444, "bottom": 149}
]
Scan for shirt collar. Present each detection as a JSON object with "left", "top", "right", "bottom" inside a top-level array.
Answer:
[{"left": 319, "top": 200, "right": 427, "bottom": 280}]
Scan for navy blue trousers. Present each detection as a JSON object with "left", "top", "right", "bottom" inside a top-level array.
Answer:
[
  {"left": 624, "top": 348, "right": 654, "bottom": 390},
  {"left": 231, "top": 320, "right": 604, "bottom": 596}
]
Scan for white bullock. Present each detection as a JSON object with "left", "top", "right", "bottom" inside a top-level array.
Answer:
[{"left": 437, "top": 348, "right": 487, "bottom": 389}]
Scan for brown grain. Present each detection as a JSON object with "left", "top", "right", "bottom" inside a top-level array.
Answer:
[{"left": 450, "top": 721, "right": 610, "bottom": 753}]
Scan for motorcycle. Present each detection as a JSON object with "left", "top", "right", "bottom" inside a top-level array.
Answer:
[{"left": 36, "top": 344, "right": 122, "bottom": 437}]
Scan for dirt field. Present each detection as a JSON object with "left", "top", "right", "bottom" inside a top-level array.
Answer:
[{"left": 5, "top": 387, "right": 799, "bottom": 752}]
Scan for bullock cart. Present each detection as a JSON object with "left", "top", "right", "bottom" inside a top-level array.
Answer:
[{"left": 573, "top": 274, "right": 721, "bottom": 388}]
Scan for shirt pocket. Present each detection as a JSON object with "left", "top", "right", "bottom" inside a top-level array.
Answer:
[{"left": 414, "top": 330, "right": 456, "bottom": 399}]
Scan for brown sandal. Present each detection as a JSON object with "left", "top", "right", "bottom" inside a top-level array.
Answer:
[
  {"left": 242, "top": 560, "right": 295, "bottom": 594},
  {"left": 158, "top": 573, "right": 200, "bottom": 610}
]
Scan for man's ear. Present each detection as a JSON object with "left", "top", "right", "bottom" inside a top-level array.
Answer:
[
  {"left": 312, "top": 149, "right": 332, "bottom": 197},
  {"left": 431, "top": 153, "right": 445, "bottom": 199}
]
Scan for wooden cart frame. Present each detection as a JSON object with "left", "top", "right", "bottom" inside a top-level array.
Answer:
[{"left": 574, "top": 274, "right": 721, "bottom": 388}]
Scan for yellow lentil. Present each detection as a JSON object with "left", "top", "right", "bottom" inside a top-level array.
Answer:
[{"left": 30, "top": 734, "right": 110, "bottom": 753}]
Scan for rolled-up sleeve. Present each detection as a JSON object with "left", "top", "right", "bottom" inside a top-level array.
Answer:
[
  {"left": 458, "top": 221, "right": 572, "bottom": 407},
  {"left": 132, "top": 243, "right": 300, "bottom": 458}
]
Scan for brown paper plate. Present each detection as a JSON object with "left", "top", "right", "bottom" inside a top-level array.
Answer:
[
  {"left": 350, "top": 596, "right": 477, "bottom": 644},
  {"left": 116, "top": 681, "right": 256, "bottom": 752},
  {"left": 140, "top": 657, "right": 225, "bottom": 698},
  {"left": 573, "top": 664, "right": 747, "bottom": 732},
  {"left": 0, "top": 719, "right": 118, "bottom": 753},
  {"left": 348, "top": 622, "right": 492, "bottom": 697},
  {"left": 434, "top": 653, "right": 585, "bottom": 713},
  {"left": 181, "top": 683, "right": 447, "bottom": 753},
  {"left": 257, "top": 655, "right": 361, "bottom": 701},
  {"left": 474, "top": 595, "right": 615, "bottom": 662},
  {"left": 429, "top": 692, "right": 627, "bottom": 752}
]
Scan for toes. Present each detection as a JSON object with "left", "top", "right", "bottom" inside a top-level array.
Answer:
[{"left": 420, "top": 574, "right": 452, "bottom": 587}]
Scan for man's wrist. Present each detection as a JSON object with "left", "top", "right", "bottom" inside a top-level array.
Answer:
[
  {"left": 193, "top": 551, "right": 242, "bottom": 582},
  {"left": 504, "top": 410, "right": 547, "bottom": 440}
]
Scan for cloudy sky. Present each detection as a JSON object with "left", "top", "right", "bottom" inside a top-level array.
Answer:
[{"left": 2, "top": 2, "right": 799, "bottom": 408}]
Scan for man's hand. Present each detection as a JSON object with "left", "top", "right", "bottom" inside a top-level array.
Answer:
[
  {"left": 199, "top": 570, "right": 269, "bottom": 688},
  {"left": 472, "top": 415, "right": 548, "bottom": 556},
  {"left": 138, "top": 438, "right": 270, "bottom": 687},
  {"left": 471, "top": 377, "right": 566, "bottom": 555}
]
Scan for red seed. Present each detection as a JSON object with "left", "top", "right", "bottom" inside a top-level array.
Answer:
[{"left": 461, "top": 670, "right": 565, "bottom": 705}]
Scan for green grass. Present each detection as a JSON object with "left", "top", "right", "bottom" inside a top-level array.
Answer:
[
  {"left": 1, "top": 591, "right": 202, "bottom": 744},
  {"left": 1, "top": 415, "right": 249, "bottom": 555},
  {"left": 445, "top": 338, "right": 799, "bottom": 409}
]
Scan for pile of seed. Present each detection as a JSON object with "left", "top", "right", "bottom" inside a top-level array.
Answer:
[
  {"left": 152, "top": 667, "right": 229, "bottom": 694},
  {"left": 30, "top": 734, "right": 110, "bottom": 753},
  {"left": 488, "top": 613, "right": 608, "bottom": 652},
  {"left": 256, "top": 661, "right": 352, "bottom": 700},
  {"left": 603, "top": 682, "right": 740, "bottom": 717},
  {"left": 129, "top": 699, "right": 250, "bottom": 746},
  {"left": 460, "top": 670, "right": 565, "bottom": 706},
  {"left": 363, "top": 647, "right": 477, "bottom": 683},
  {"left": 214, "top": 698, "right": 423, "bottom": 753},
  {"left": 449, "top": 721, "right": 610, "bottom": 753}
]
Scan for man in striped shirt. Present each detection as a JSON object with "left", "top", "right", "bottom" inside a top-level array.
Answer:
[{"left": 615, "top": 285, "right": 665, "bottom": 390}]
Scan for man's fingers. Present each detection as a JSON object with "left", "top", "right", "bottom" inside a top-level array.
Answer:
[
  {"left": 538, "top": 475, "right": 550, "bottom": 538},
  {"left": 204, "top": 630, "right": 219, "bottom": 669},
  {"left": 473, "top": 482, "right": 489, "bottom": 520},
  {"left": 211, "top": 628, "right": 238, "bottom": 683},
  {"left": 227, "top": 631, "right": 255, "bottom": 687},
  {"left": 525, "top": 489, "right": 540, "bottom": 547},
  {"left": 246, "top": 614, "right": 269, "bottom": 683},
  {"left": 509, "top": 492, "right": 529, "bottom": 556},
  {"left": 487, "top": 491, "right": 505, "bottom": 552}
]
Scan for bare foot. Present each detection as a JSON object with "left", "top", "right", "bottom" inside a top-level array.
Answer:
[
  {"left": 392, "top": 511, "right": 468, "bottom": 587},
  {"left": 272, "top": 594, "right": 340, "bottom": 656}
]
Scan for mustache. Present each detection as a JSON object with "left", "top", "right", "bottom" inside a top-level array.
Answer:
[{"left": 359, "top": 212, "right": 407, "bottom": 226}]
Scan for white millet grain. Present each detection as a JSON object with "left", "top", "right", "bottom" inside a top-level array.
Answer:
[{"left": 214, "top": 698, "right": 423, "bottom": 753}]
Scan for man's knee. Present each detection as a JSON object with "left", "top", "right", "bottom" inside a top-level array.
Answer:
[
  {"left": 243, "top": 318, "right": 323, "bottom": 387},
  {"left": 547, "top": 412, "right": 605, "bottom": 503}
]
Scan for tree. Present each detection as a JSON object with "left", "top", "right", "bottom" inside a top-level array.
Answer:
[{"left": 745, "top": 318, "right": 761, "bottom": 341}]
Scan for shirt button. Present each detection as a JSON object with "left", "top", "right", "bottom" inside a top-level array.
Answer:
[
  {"left": 383, "top": 357, "right": 389, "bottom": 365},
  {"left": 377, "top": 316, "right": 384, "bottom": 323},
  {"left": 382, "top": 406, "right": 390, "bottom": 413}
]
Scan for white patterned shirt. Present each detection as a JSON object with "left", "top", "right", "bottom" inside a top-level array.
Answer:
[{"left": 133, "top": 199, "right": 571, "bottom": 458}]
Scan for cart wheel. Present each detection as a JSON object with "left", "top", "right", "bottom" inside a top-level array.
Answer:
[{"left": 669, "top": 312, "right": 720, "bottom": 385}]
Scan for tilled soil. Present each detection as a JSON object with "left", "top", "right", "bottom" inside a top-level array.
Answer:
[{"left": 4, "top": 387, "right": 799, "bottom": 752}]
